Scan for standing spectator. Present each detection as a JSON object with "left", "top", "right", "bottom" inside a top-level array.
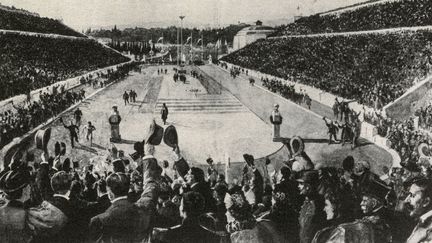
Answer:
[
  {"left": 0, "top": 166, "right": 33, "bottom": 242},
  {"left": 89, "top": 172, "right": 151, "bottom": 242},
  {"left": 297, "top": 170, "right": 325, "bottom": 243},
  {"left": 153, "top": 191, "right": 219, "bottom": 243},
  {"left": 185, "top": 167, "right": 216, "bottom": 213},
  {"left": 405, "top": 178, "right": 432, "bottom": 243}
]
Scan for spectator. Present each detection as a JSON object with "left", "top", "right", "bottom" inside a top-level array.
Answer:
[{"left": 89, "top": 172, "right": 151, "bottom": 242}]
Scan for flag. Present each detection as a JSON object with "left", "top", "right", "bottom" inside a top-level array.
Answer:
[
  {"left": 148, "top": 39, "right": 153, "bottom": 45},
  {"left": 157, "top": 37, "right": 163, "bottom": 43},
  {"left": 185, "top": 36, "right": 192, "bottom": 44},
  {"left": 196, "top": 38, "right": 202, "bottom": 44}
]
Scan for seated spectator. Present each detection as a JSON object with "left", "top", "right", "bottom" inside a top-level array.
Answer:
[
  {"left": 0, "top": 165, "right": 33, "bottom": 242},
  {"left": 153, "top": 191, "right": 220, "bottom": 243}
]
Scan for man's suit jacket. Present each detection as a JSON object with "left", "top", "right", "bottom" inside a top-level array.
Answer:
[
  {"left": 190, "top": 182, "right": 216, "bottom": 213},
  {"left": 90, "top": 198, "right": 151, "bottom": 242},
  {"left": 0, "top": 200, "right": 32, "bottom": 242},
  {"left": 36, "top": 163, "right": 53, "bottom": 200}
]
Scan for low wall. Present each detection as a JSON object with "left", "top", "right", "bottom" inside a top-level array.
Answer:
[
  {"left": 384, "top": 76, "right": 432, "bottom": 120},
  {"left": 220, "top": 61, "right": 376, "bottom": 120},
  {"left": 219, "top": 61, "right": 401, "bottom": 169}
]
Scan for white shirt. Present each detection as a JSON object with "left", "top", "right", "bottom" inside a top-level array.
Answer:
[
  {"left": 53, "top": 194, "right": 69, "bottom": 200},
  {"left": 111, "top": 196, "right": 128, "bottom": 204}
]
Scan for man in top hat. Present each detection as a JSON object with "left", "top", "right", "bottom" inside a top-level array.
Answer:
[
  {"left": 108, "top": 105, "right": 122, "bottom": 142},
  {"left": 405, "top": 178, "right": 432, "bottom": 243},
  {"left": 270, "top": 104, "right": 283, "bottom": 140},
  {"left": 0, "top": 166, "right": 33, "bottom": 242},
  {"left": 297, "top": 170, "right": 325, "bottom": 243},
  {"left": 324, "top": 179, "right": 392, "bottom": 243}
]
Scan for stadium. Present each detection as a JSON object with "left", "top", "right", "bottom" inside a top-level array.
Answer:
[{"left": 0, "top": 0, "right": 432, "bottom": 242}]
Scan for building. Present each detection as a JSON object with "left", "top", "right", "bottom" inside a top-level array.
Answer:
[{"left": 232, "top": 20, "right": 274, "bottom": 52}]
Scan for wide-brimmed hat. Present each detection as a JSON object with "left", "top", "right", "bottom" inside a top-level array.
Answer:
[{"left": 0, "top": 168, "right": 31, "bottom": 194}]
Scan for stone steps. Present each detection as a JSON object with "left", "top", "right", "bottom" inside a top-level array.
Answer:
[{"left": 155, "top": 96, "right": 248, "bottom": 113}]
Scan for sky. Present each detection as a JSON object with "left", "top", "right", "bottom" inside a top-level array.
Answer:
[{"left": 2, "top": 0, "right": 366, "bottom": 30}]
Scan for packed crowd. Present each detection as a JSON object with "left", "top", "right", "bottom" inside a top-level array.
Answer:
[
  {"left": 0, "top": 8, "right": 85, "bottom": 37},
  {"left": 415, "top": 104, "right": 432, "bottom": 131},
  {"left": 261, "top": 77, "right": 311, "bottom": 108},
  {"left": 0, "top": 32, "right": 130, "bottom": 101},
  {"left": 2, "top": 131, "right": 432, "bottom": 242},
  {"left": 0, "top": 64, "right": 135, "bottom": 149},
  {"left": 273, "top": 0, "right": 432, "bottom": 36},
  {"left": 222, "top": 30, "right": 432, "bottom": 107},
  {"left": 362, "top": 108, "right": 432, "bottom": 174}
]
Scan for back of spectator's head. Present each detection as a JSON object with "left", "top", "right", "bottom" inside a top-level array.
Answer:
[
  {"left": 181, "top": 191, "right": 205, "bottom": 218},
  {"left": 51, "top": 171, "right": 72, "bottom": 194},
  {"left": 106, "top": 172, "right": 130, "bottom": 198},
  {"left": 113, "top": 159, "right": 126, "bottom": 173},
  {"left": 342, "top": 156, "right": 355, "bottom": 171},
  {"left": 188, "top": 167, "right": 205, "bottom": 184}
]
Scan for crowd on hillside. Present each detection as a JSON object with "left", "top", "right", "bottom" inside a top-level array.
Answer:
[
  {"left": 222, "top": 30, "right": 432, "bottom": 107},
  {"left": 2, "top": 129, "right": 432, "bottom": 242},
  {"left": 0, "top": 64, "right": 135, "bottom": 149},
  {"left": 0, "top": 33, "right": 129, "bottom": 101},
  {"left": 0, "top": 8, "right": 84, "bottom": 37},
  {"left": 273, "top": 0, "right": 432, "bottom": 36}
]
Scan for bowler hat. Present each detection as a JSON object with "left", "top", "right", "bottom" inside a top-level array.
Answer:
[
  {"left": 243, "top": 154, "right": 254, "bottom": 167},
  {"left": 163, "top": 125, "right": 178, "bottom": 148},
  {"left": 0, "top": 168, "right": 31, "bottom": 194}
]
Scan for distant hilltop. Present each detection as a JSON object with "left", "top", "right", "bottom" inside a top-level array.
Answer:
[{"left": 0, "top": 4, "right": 39, "bottom": 17}]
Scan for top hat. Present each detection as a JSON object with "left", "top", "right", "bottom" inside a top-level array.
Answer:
[
  {"left": 35, "top": 128, "right": 51, "bottom": 151},
  {"left": 163, "top": 125, "right": 178, "bottom": 148},
  {"left": 361, "top": 178, "right": 392, "bottom": 203},
  {"left": 146, "top": 121, "right": 164, "bottom": 146}
]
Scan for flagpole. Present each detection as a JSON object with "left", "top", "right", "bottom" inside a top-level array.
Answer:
[{"left": 179, "top": 15, "right": 185, "bottom": 66}]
